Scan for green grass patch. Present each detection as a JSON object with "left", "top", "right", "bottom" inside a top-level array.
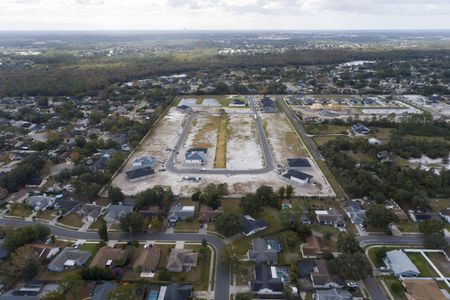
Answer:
[
  {"left": 36, "top": 209, "right": 58, "bottom": 221},
  {"left": 383, "top": 276, "right": 407, "bottom": 300},
  {"left": 7, "top": 203, "right": 33, "bottom": 218},
  {"left": 406, "top": 252, "right": 438, "bottom": 277},
  {"left": 213, "top": 115, "right": 228, "bottom": 168},
  {"left": 427, "top": 252, "right": 450, "bottom": 277},
  {"left": 59, "top": 213, "right": 83, "bottom": 228},
  {"left": 174, "top": 219, "right": 200, "bottom": 232},
  {"left": 395, "top": 221, "right": 419, "bottom": 233}
]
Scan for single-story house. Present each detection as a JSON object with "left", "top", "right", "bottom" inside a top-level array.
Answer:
[
  {"left": 287, "top": 158, "right": 312, "bottom": 169},
  {"left": 48, "top": 247, "right": 91, "bottom": 272},
  {"left": 91, "top": 282, "right": 117, "bottom": 300},
  {"left": 159, "top": 283, "right": 193, "bottom": 300},
  {"left": 282, "top": 170, "right": 313, "bottom": 186},
  {"left": 377, "top": 151, "right": 391, "bottom": 163},
  {"left": 409, "top": 210, "right": 441, "bottom": 223},
  {"left": 310, "top": 259, "right": 342, "bottom": 289},
  {"left": 198, "top": 205, "right": 223, "bottom": 223},
  {"left": 77, "top": 204, "right": 104, "bottom": 222},
  {"left": 132, "top": 245, "right": 161, "bottom": 277},
  {"left": 384, "top": 250, "right": 420, "bottom": 277},
  {"left": 241, "top": 215, "right": 268, "bottom": 237},
  {"left": 248, "top": 238, "right": 281, "bottom": 264},
  {"left": 27, "top": 195, "right": 55, "bottom": 212},
  {"left": 368, "top": 138, "right": 382, "bottom": 145},
  {"left": 185, "top": 148, "right": 207, "bottom": 165},
  {"left": 167, "top": 248, "right": 199, "bottom": 272},
  {"left": 250, "top": 264, "right": 284, "bottom": 297},
  {"left": 316, "top": 289, "right": 352, "bottom": 300},
  {"left": 315, "top": 208, "right": 346, "bottom": 228},
  {"left": 168, "top": 204, "right": 195, "bottom": 223},
  {"left": 91, "top": 149, "right": 117, "bottom": 172},
  {"left": 229, "top": 99, "right": 248, "bottom": 107},
  {"left": 261, "top": 97, "right": 278, "bottom": 113},
  {"left": 125, "top": 166, "right": 155, "bottom": 182},
  {"left": 351, "top": 123, "right": 370, "bottom": 135},
  {"left": 132, "top": 156, "right": 157, "bottom": 169},
  {"left": 104, "top": 205, "right": 133, "bottom": 224},
  {"left": 344, "top": 202, "right": 366, "bottom": 225},
  {"left": 403, "top": 279, "right": 447, "bottom": 300},
  {"left": 53, "top": 198, "right": 80, "bottom": 216},
  {"left": 89, "top": 246, "right": 126, "bottom": 269},
  {"left": 300, "top": 235, "right": 324, "bottom": 259}
]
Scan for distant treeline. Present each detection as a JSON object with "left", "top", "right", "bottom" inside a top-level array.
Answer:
[{"left": 1, "top": 49, "right": 450, "bottom": 96}]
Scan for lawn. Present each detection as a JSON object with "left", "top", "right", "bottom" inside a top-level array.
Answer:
[
  {"left": 406, "top": 252, "right": 438, "bottom": 277},
  {"left": 305, "top": 123, "right": 349, "bottom": 135},
  {"left": 382, "top": 276, "right": 407, "bottom": 300},
  {"left": 7, "top": 203, "right": 32, "bottom": 218},
  {"left": 174, "top": 219, "right": 200, "bottom": 232},
  {"left": 236, "top": 262, "right": 254, "bottom": 285},
  {"left": 395, "top": 221, "right": 419, "bottom": 233},
  {"left": 426, "top": 252, "right": 450, "bottom": 277},
  {"left": 173, "top": 245, "right": 212, "bottom": 290},
  {"left": 36, "top": 209, "right": 58, "bottom": 221},
  {"left": 59, "top": 213, "right": 84, "bottom": 228},
  {"left": 222, "top": 199, "right": 242, "bottom": 214},
  {"left": 214, "top": 115, "right": 228, "bottom": 168},
  {"left": 312, "top": 135, "right": 341, "bottom": 146},
  {"left": 88, "top": 219, "right": 104, "bottom": 230},
  {"left": 80, "top": 242, "right": 102, "bottom": 257}
]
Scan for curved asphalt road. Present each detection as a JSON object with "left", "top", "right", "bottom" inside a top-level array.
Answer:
[
  {"left": 0, "top": 218, "right": 230, "bottom": 300},
  {"left": 166, "top": 96, "right": 275, "bottom": 175}
]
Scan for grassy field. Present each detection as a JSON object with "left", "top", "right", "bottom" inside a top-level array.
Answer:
[
  {"left": 192, "top": 115, "right": 221, "bottom": 148},
  {"left": 59, "top": 213, "right": 84, "bottom": 228},
  {"left": 305, "top": 124, "right": 349, "bottom": 135},
  {"left": 175, "top": 95, "right": 242, "bottom": 107},
  {"left": 426, "top": 252, "right": 450, "bottom": 277},
  {"left": 406, "top": 252, "right": 438, "bottom": 277},
  {"left": 214, "top": 115, "right": 228, "bottom": 168},
  {"left": 36, "top": 209, "right": 58, "bottom": 221},
  {"left": 395, "top": 221, "right": 419, "bottom": 233},
  {"left": 382, "top": 276, "right": 407, "bottom": 300}
]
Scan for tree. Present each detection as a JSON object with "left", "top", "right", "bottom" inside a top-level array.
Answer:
[
  {"left": 330, "top": 253, "right": 372, "bottom": 280},
  {"left": 278, "top": 186, "right": 286, "bottom": 198},
  {"left": 221, "top": 244, "right": 243, "bottom": 272},
  {"left": 158, "top": 269, "right": 171, "bottom": 281},
  {"left": 3, "top": 224, "right": 49, "bottom": 252},
  {"left": 289, "top": 264, "right": 298, "bottom": 283},
  {"left": 22, "top": 258, "right": 39, "bottom": 280},
  {"left": 235, "top": 294, "right": 252, "bottom": 300},
  {"left": 256, "top": 185, "right": 279, "bottom": 208},
  {"left": 419, "top": 219, "right": 445, "bottom": 234},
  {"left": 119, "top": 212, "right": 147, "bottom": 232},
  {"left": 323, "top": 231, "right": 333, "bottom": 241},
  {"left": 337, "top": 233, "right": 362, "bottom": 254},
  {"left": 215, "top": 213, "right": 241, "bottom": 237},
  {"left": 98, "top": 219, "right": 108, "bottom": 242},
  {"left": 240, "top": 194, "right": 261, "bottom": 215},
  {"left": 33, "top": 223, "right": 51, "bottom": 241},
  {"left": 149, "top": 217, "right": 163, "bottom": 231},
  {"left": 80, "top": 267, "right": 114, "bottom": 280},
  {"left": 285, "top": 185, "right": 294, "bottom": 199},
  {"left": 191, "top": 190, "right": 202, "bottom": 202},
  {"left": 366, "top": 205, "right": 398, "bottom": 232},
  {"left": 109, "top": 187, "right": 124, "bottom": 204},
  {"left": 296, "top": 224, "right": 312, "bottom": 240},
  {"left": 424, "top": 232, "right": 447, "bottom": 249}
]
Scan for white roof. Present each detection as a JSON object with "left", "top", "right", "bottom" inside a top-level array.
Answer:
[
  {"left": 182, "top": 206, "right": 195, "bottom": 211},
  {"left": 386, "top": 250, "right": 420, "bottom": 276},
  {"left": 315, "top": 210, "right": 328, "bottom": 215},
  {"left": 64, "top": 259, "right": 76, "bottom": 267}
]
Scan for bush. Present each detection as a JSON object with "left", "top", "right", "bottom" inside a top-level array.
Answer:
[{"left": 390, "top": 281, "right": 403, "bottom": 294}]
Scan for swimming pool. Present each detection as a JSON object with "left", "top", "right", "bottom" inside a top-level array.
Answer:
[{"left": 147, "top": 289, "right": 158, "bottom": 300}]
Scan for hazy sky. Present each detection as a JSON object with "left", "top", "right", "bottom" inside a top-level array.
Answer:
[{"left": 2, "top": 0, "right": 450, "bottom": 30}]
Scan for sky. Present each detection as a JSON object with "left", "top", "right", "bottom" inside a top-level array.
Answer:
[{"left": 2, "top": 0, "right": 450, "bottom": 31}]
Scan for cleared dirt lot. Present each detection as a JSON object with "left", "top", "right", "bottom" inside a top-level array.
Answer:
[{"left": 227, "top": 114, "right": 264, "bottom": 170}]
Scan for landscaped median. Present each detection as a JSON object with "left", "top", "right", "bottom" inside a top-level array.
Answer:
[{"left": 213, "top": 114, "right": 228, "bottom": 168}]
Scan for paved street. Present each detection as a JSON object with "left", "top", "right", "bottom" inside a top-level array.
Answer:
[
  {"left": 166, "top": 96, "right": 274, "bottom": 175},
  {"left": 364, "top": 276, "right": 388, "bottom": 300},
  {"left": 0, "top": 218, "right": 230, "bottom": 300}
]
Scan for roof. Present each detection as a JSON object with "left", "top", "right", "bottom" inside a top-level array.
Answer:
[
  {"left": 53, "top": 198, "right": 80, "bottom": 212},
  {"left": 132, "top": 156, "right": 157, "bottom": 168},
  {"left": 311, "top": 259, "right": 336, "bottom": 287},
  {"left": 385, "top": 250, "right": 420, "bottom": 276},
  {"left": 185, "top": 149, "right": 207, "bottom": 161},
  {"left": 404, "top": 279, "right": 447, "bottom": 300},
  {"left": 251, "top": 263, "right": 283, "bottom": 293},
  {"left": 91, "top": 282, "right": 117, "bottom": 300},
  {"left": 240, "top": 215, "right": 268, "bottom": 236},
  {"left": 287, "top": 158, "right": 311, "bottom": 168},
  {"left": 167, "top": 249, "right": 198, "bottom": 271},
  {"left": 198, "top": 205, "right": 224, "bottom": 222},
  {"left": 89, "top": 246, "right": 126, "bottom": 268},
  {"left": 283, "top": 169, "right": 313, "bottom": 181},
  {"left": 351, "top": 123, "right": 370, "bottom": 133},
  {"left": 316, "top": 288, "right": 352, "bottom": 300},
  {"left": 125, "top": 166, "right": 154, "bottom": 180},
  {"left": 48, "top": 248, "right": 91, "bottom": 271},
  {"left": 104, "top": 205, "right": 133, "bottom": 223},
  {"left": 248, "top": 238, "right": 280, "bottom": 264},
  {"left": 261, "top": 97, "right": 276, "bottom": 108},
  {"left": 28, "top": 195, "right": 54, "bottom": 209},
  {"left": 132, "top": 245, "right": 161, "bottom": 272},
  {"left": 162, "top": 283, "right": 193, "bottom": 300}
]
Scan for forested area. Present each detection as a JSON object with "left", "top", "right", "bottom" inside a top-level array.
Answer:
[{"left": 1, "top": 48, "right": 449, "bottom": 96}]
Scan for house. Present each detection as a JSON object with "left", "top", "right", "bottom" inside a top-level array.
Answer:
[
  {"left": 27, "top": 195, "right": 55, "bottom": 212},
  {"left": 125, "top": 166, "right": 155, "bottom": 182},
  {"left": 315, "top": 208, "right": 346, "bottom": 228},
  {"left": 377, "top": 151, "right": 391, "bottom": 163},
  {"left": 91, "top": 149, "right": 117, "bottom": 172},
  {"left": 241, "top": 215, "right": 268, "bottom": 236},
  {"left": 229, "top": 99, "right": 248, "bottom": 107},
  {"left": 167, "top": 249, "right": 199, "bottom": 272},
  {"left": 78, "top": 204, "right": 104, "bottom": 222},
  {"left": 368, "top": 138, "right": 382, "bottom": 145},
  {"left": 53, "top": 198, "right": 80, "bottom": 216},
  {"left": 158, "top": 283, "right": 193, "bottom": 300},
  {"left": 185, "top": 148, "right": 207, "bottom": 165},
  {"left": 344, "top": 202, "right": 366, "bottom": 225},
  {"left": 132, "top": 245, "right": 161, "bottom": 277},
  {"left": 287, "top": 158, "right": 312, "bottom": 169},
  {"left": 384, "top": 250, "right": 420, "bottom": 277},
  {"left": 4, "top": 189, "right": 28, "bottom": 204},
  {"left": 0, "top": 281, "right": 59, "bottom": 300},
  {"left": 168, "top": 204, "right": 195, "bottom": 223},
  {"left": 132, "top": 156, "right": 157, "bottom": 169},
  {"left": 248, "top": 238, "right": 281, "bottom": 264},
  {"left": 316, "top": 289, "right": 352, "bottom": 300},
  {"left": 198, "top": 205, "right": 223, "bottom": 223},
  {"left": 282, "top": 170, "right": 313, "bottom": 186},
  {"left": 91, "top": 282, "right": 117, "bottom": 300},
  {"left": 409, "top": 210, "right": 441, "bottom": 223},
  {"left": 250, "top": 264, "right": 284, "bottom": 297},
  {"left": 104, "top": 205, "right": 133, "bottom": 224},
  {"left": 89, "top": 246, "right": 126, "bottom": 269},
  {"left": 48, "top": 247, "right": 91, "bottom": 272},
  {"left": 403, "top": 279, "right": 447, "bottom": 300},
  {"left": 440, "top": 209, "right": 450, "bottom": 224},
  {"left": 261, "top": 97, "right": 278, "bottom": 113},
  {"left": 300, "top": 235, "right": 324, "bottom": 259},
  {"left": 310, "top": 259, "right": 342, "bottom": 289},
  {"left": 177, "top": 105, "right": 192, "bottom": 112},
  {"left": 351, "top": 123, "right": 370, "bottom": 135},
  {"left": 385, "top": 200, "right": 409, "bottom": 222}
]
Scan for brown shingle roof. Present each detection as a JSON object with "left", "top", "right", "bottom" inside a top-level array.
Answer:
[
  {"left": 132, "top": 245, "right": 161, "bottom": 273},
  {"left": 89, "top": 246, "right": 126, "bottom": 268}
]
